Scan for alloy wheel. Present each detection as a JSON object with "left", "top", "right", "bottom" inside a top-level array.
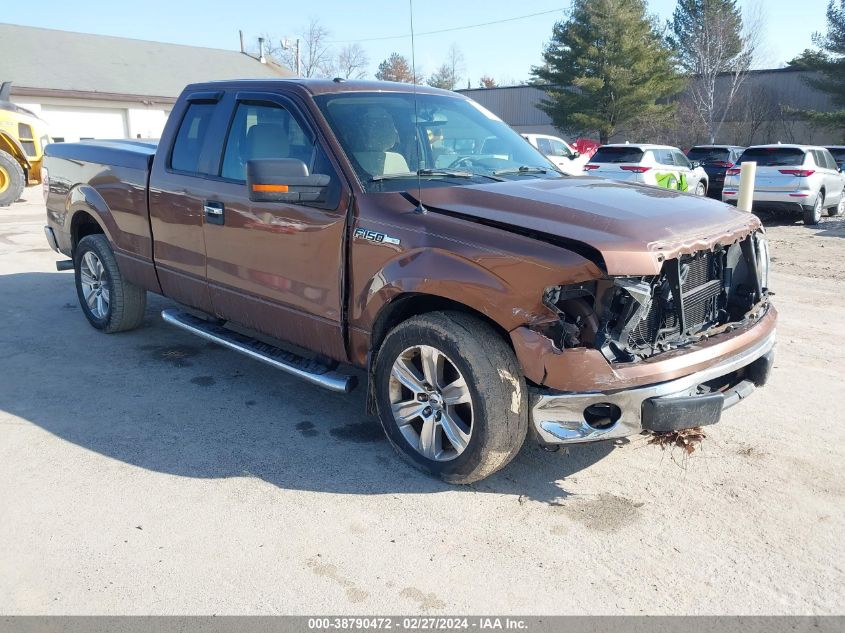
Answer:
[
  {"left": 79, "top": 251, "right": 111, "bottom": 319},
  {"left": 388, "top": 345, "right": 473, "bottom": 461}
]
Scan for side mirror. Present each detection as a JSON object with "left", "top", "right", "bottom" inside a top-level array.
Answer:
[
  {"left": 246, "top": 158, "right": 330, "bottom": 204},
  {"left": 838, "top": 162, "right": 845, "bottom": 172},
  {"left": 572, "top": 150, "right": 581, "bottom": 158},
  {"left": 690, "top": 160, "right": 702, "bottom": 169}
]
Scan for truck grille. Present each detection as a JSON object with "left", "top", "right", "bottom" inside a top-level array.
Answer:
[{"left": 628, "top": 251, "right": 723, "bottom": 350}]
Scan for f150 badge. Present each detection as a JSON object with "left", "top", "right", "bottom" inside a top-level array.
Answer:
[{"left": 354, "top": 228, "right": 400, "bottom": 246}]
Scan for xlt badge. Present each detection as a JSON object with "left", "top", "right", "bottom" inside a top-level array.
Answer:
[{"left": 354, "top": 228, "right": 400, "bottom": 246}]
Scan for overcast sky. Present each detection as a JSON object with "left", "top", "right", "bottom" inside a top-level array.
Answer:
[{"left": 3, "top": 0, "right": 828, "bottom": 87}]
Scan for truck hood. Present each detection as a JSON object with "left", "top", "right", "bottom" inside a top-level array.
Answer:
[{"left": 420, "top": 177, "right": 760, "bottom": 275}]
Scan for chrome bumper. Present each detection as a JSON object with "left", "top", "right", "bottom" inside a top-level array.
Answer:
[{"left": 530, "top": 330, "right": 776, "bottom": 444}]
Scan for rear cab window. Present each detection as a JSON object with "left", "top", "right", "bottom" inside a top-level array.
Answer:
[
  {"left": 591, "top": 147, "right": 645, "bottom": 163},
  {"left": 170, "top": 102, "right": 217, "bottom": 174},
  {"left": 738, "top": 147, "right": 806, "bottom": 167}
]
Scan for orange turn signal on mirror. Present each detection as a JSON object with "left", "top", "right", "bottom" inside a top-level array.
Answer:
[{"left": 252, "top": 184, "right": 289, "bottom": 193}]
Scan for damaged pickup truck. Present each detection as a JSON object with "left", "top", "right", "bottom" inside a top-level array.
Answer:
[{"left": 42, "top": 79, "right": 775, "bottom": 483}]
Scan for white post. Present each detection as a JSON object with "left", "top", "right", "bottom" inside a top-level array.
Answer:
[{"left": 737, "top": 161, "right": 756, "bottom": 212}]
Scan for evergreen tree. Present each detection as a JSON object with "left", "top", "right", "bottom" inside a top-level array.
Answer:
[
  {"left": 428, "top": 64, "right": 457, "bottom": 90},
  {"left": 375, "top": 53, "right": 416, "bottom": 83},
  {"left": 531, "top": 0, "right": 683, "bottom": 144},
  {"left": 789, "top": 1, "right": 845, "bottom": 131}
]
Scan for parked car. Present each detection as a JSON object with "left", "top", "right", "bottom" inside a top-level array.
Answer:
[
  {"left": 42, "top": 79, "right": 775, "bottom": 484},
  {"left": 522, "top": 133, "right": 588, "bottom": 175},
  {"left": 584, "top": 143, "right": 709, "bottom": 195},
  {"left": 722, "top": 144, "right": 845, "bottom": 224},
  {"left": 686, "top": 145, "right": 744, "bottom": 199}
]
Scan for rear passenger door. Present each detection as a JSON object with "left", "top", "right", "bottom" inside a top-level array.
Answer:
[
  {"left": 200, "top": 91, "right": 351, "bottom": 361},
  {"left": 819, "top": 149, "right": 843, "bottom": 203},
  {"left": 149, "top": 91, "right": 227, "bottom": 313}
]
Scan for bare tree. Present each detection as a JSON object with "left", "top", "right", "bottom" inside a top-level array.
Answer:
[
  {"left": 265, "top": 18, "right": 334, "bottom": 78},
  {"left": 479, "top": 75, "right": 497, "bottom": 88},
  {"left": 729, "top": 83, "right": 778, "bottom": 145},
  {"left": 446, "top": 44, "right": 465, "bottom": 89},
  {"left": 336, "top": 43, "right": 368, "bottom": 79},
  {"left": 668, "top": 0, "right": 763, "bottom": 143}
]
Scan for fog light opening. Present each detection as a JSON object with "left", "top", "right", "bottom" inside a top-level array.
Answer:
[{"left": 583, "top": 403, "right": 622, "bottom": 430}]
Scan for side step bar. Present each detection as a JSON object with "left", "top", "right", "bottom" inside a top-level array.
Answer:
[{"left": 161, "top": 309, "right": 357, "bottom": 393}]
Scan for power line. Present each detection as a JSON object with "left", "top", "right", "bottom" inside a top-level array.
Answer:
[{"left": 326, "top": 7, "right": 566, "bottom": 44}]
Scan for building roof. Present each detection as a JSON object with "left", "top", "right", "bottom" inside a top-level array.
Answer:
[{"left": 0, "top": 23, "right": 292, "bottom": 103}]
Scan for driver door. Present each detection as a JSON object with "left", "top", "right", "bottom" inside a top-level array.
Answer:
[{"left": 200, "top": 92, "right": 350, "bottom": 361}]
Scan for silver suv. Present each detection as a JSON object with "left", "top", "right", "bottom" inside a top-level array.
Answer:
[{"left": 722, "top": 144, "right": 845, "bottom": 224}]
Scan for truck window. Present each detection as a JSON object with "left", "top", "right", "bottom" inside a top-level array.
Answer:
[
  {"left": 221, "top": 103, "right": 312, "bottom": 181},
  {"left": 170, "top": 102, "right": 216, "bottom": 174},
  {"left": 550, "top": 139, "right": 572, "bottom": 158}
]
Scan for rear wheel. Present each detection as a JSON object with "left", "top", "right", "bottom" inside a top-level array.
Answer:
[
  {"left": 803, "top": 191, "right": 824, "bottom": 225},
  {"left": 74, "top": 234, "right": 147, "bottom": 333},
  {"left": 0, "top": 149, "right": 25, "bottom": 207},
  {"left": 374, "top": 311, "right": 528, "bottom": 484},
  {"left": 829, "top": 190, "right": 844, "bottom": 216}
]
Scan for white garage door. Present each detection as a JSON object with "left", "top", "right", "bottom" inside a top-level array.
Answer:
[{"left": 40, "top": 105, "right": 128, "bottom": 142}]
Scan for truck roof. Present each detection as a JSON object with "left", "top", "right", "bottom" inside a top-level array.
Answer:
[{"left": 186, "top": 78, "right": 462, "bottom": 98}]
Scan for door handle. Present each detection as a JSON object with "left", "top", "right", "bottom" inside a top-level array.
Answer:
[{"left": 204, "top": 201, "right": 224, "bottom": 225}]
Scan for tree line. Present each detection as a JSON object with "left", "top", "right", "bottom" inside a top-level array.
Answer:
[{"left": 252, "top": 1, "right": 845, "bottom": 145}]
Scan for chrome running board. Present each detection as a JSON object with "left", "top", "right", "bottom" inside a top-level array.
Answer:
[{"left": 160, "top": 309, "right": 357, "bottom": 393}]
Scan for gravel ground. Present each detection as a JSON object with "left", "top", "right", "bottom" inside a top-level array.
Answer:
[{"left": 0, "top": 187, "right": 843, "bottom": 615}]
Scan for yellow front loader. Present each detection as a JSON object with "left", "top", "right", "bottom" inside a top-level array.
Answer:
[{"left": 0, "top": 81, "right": 51, "bottom": 206}]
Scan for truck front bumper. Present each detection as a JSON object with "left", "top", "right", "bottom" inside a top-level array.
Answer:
[{"left": 529, "top": 328, "right": 776, "bottom": 444}]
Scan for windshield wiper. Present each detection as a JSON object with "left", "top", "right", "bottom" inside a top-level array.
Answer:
[
  {"left": 493, "top": 166, "right": 550, "bottom": 176},
  {"left": 370, "top": 168, "right": 477, "bottom": 182}
]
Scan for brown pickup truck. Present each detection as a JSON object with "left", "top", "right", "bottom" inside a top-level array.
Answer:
[{"left": 42, "top": 79, "right": 776, "bottom": 483}]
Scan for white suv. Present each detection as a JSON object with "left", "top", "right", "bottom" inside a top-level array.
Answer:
[
  {"left": 722, "top": 144, "right": 845, "bottom": 224},
  {"left": 522, "top": 133, "right": 588, "bottom": 175},
  {"left": 584, "top": 143, "right": 708, "bottom": 195}
]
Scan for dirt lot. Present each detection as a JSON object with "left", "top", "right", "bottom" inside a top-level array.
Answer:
[{"left": 0, "top": 187, "right": 843, "bottom": 615}]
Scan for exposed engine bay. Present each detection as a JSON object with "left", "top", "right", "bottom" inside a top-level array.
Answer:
[{"left": 540, "top": 231, "right": 771, "bottom": 363}]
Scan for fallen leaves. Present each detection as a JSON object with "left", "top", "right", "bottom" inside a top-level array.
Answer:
[{"left": 648, "top": 427, "right": 707, "bottom": 454}]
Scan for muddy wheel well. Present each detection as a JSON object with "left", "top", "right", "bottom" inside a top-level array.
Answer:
[{"left": 71, "top": 211, "right": 104, "bottom": 252}]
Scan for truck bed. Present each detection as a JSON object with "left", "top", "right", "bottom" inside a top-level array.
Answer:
[{"left": 45, "top": 139, "right": 158, "bottom": 171}]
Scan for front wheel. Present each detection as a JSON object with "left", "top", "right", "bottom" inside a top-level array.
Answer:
[
  {"left": 374, "top": 311, "right": 528, "bottom": 484},
  {"left": 74, "top": 234, "right": 147, "bottom": 333},
  {"left": 803, "top": 191, "right": 824, "bottom": 225},
  {"left": 694, "top": 181, "right": 707, "bottom": 196}
]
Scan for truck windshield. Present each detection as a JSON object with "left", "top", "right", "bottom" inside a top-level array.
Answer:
[{"left": 314, "top": 92, "right": 560, "bottom": 192}]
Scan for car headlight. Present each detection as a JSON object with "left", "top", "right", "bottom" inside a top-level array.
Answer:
[{"left": 755, "top": 232, "right": 770, "bottom": 290}]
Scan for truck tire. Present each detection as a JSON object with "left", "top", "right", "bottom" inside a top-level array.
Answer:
[
  {"left": 74, "top": 234, "right": 147, "bottom": 333},
  {"left": 0, "top": 149, "right": 25, "bottom": 207},
  {"left": 374, "top": 311, "right": 528, "bottom": 484}
]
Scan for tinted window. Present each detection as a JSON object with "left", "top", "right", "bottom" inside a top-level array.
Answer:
[
  {"left": 550, "top": 139, "right": 572, "bottom": 157},
  {"left": 826, "top": 147, "right": 845, "bottom": 163},
  {"left": 591, "top": 146, "right": 645, "bottom": 163},
  {"left": 170, "top": 102, "right": 216, "bottom": 173},
  {"left": 654, "top": 149, "right": 674, "bottom": 166},
  {"left": 821, "top": 150, "right": 837, "bottom": 170},
  {"left": 536, "top": 138, "right": 552, "bottom": 154},
  {"left": 687, "top": 147, "right": 730, "bottom": 163},
  {"left": 672, "top": 151, "right": 692, "bottom": 168},
  {"left": 738, "top": 147, "right": 806, "bottom": 167},
  {"left": 221, "top": 103, "right": 312, "bottom": 181}
]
